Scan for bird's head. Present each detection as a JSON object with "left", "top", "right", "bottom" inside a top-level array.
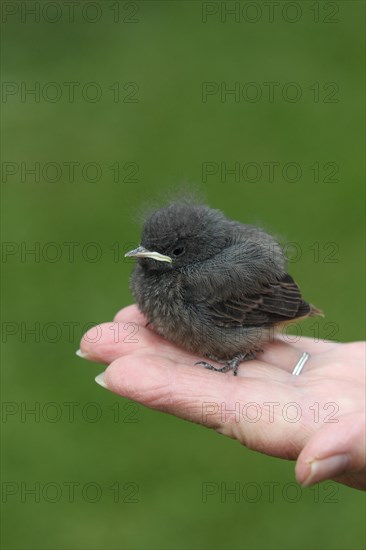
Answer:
[{"left": 125, "top": 202, "right": 229, "bottom": 271}]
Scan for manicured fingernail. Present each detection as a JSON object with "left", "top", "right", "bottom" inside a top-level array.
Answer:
[
  {"left": 76, "top": 349, "right": 88, "bottom": 359},
  {"left": 302, "top": 454, "right": 350, "bottom": 487},
  {"left": 95, "top": 372, "right": 108, "bottom": 389}
]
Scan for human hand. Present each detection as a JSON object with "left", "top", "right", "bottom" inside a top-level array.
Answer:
[{"left": 78, "top": 305, "right": 366, "bottom": 491}]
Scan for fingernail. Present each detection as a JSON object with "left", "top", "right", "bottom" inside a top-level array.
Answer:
[
  {"left": 76, "top": 349, "right": 88, "bottom": 359},
  {"left": 95, "top": 372, "right": 108, "bottom": 389},
  {"left": 302, "top": 454, "right": 350, "bottom": 487}
]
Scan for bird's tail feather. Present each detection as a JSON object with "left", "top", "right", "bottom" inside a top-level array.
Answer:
[{"left": 309, "top": 304, "right": 324, "bottom": 317}]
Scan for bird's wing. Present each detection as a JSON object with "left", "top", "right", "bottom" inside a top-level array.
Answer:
[
  {"left": 200, "top": 273, "right": 312, "bottom": 327},
  {"left": 182, "top": 241, "right": 311, "bottom": 327}
]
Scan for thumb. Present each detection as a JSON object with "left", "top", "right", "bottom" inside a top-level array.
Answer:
[{"left": 295, "top": 413, "right": 366, "bottom": 489}]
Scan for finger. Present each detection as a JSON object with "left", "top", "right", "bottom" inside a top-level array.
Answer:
[
  {"left": 295, "top": 413, "right": 366, "bottom": 490},
  {"left": 113, "top": 304, "right": 148, "bottom": 325},
  {"left": 81, "top": 320, "right": 314, "bottom": 379},
  {"left": 99, "top": 354, "right": 305, "bottom": 456},
  {"left": 79, "top": 322, "right": 198, "bottom": 366},
  {"left": 79, "top": 321, "right": 160, "bottom": 364},
  {"left": 277, "top": 334, "right": 339, "bottom": 354},
  {"left": 256, "top": 341, "right": 310, "bottom": 374}
]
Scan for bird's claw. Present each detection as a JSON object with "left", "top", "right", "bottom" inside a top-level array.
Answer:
[
  {"left": 195, "top": 352, "right": 255, "bottom": 376},
  {"left": 194, "top": 361, "right": 232, "bottom": 374}
]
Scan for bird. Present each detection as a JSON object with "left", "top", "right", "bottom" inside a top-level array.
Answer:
[{"left": 125, "top": 200, "right": 323, "bottom": 375}]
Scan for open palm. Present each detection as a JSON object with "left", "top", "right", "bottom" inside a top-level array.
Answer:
[{"left": 79, "top": 305, "right": 366, "bottom": 491}]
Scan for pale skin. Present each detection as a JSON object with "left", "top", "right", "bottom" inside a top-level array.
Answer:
[{"left": 79, "top": 305, "right": 366, "bottom": 491}]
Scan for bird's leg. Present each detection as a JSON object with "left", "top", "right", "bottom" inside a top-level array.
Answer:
[{"left": 195, "top": 351, "right": 257, "bottom": 376}]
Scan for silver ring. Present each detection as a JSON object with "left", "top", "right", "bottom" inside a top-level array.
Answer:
[{"left": 292, "top": 352, "right": 310, "bottom": 376}]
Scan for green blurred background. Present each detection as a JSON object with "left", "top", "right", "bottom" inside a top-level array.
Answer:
[{"left": 1, "top": 1, "right": 365, "bottom": 549}]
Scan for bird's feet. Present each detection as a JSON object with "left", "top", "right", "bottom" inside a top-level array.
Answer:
[
  {"left": 195, "top": 352, "right": 257, "bottom": 376},
  {"left": 195, "top": 361, "right": 233, "bottom": 374}
]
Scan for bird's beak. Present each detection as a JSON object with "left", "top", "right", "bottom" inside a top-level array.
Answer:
[{"left": 124, "top": 246, "right": 173, "bottom": 264}]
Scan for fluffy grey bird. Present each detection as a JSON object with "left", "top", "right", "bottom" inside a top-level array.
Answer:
[{"left": 125, "top": 201, "right": 322, "bottom": 375}]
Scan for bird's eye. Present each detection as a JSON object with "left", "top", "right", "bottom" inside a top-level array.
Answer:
[{"left": 172, "top": 246, "right": 185, "bottom": 257}]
